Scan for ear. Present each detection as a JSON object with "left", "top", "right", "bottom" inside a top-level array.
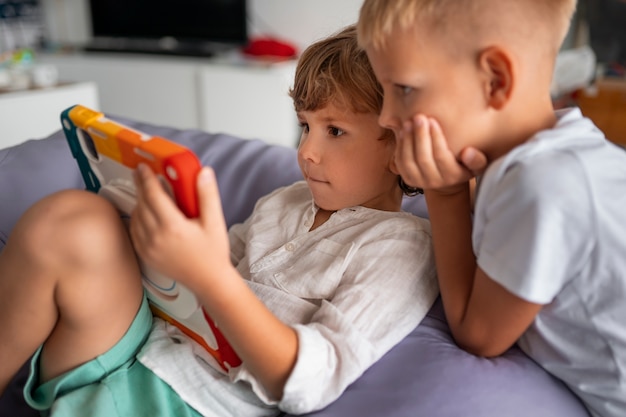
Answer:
[
  {"left": 385, "top": 133, "right": 401, "bottom": 175},
  {"left": 389, "top": 153, "right": 400, "bottom": 175},
  {"left": 478, "top": 46, "right": 514, "bottom": 110}
]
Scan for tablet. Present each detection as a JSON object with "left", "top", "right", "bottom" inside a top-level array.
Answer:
[{"left": 61, "top": 104, "right": 241, "bottom": 372}]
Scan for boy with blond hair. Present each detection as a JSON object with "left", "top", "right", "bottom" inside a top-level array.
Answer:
[{"left": 358, "top": 1, "right": 626, "bottom": 416}]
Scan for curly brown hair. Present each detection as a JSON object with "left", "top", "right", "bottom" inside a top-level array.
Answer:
[{"left": 289, "top": 24, "right": 384, "bottom": 116}]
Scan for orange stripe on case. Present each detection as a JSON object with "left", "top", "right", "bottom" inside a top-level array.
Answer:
[
  {"left": 117, "top": 129, "right": 145, "bottom": 167},
  {"left": 68, "top": 105, "right": 103, "bottom": 126},
  {"left": 66, "top": 105, "right": 234, "bottom": 370},
  {"left": 150, "top": 305, "right": 231, "bottom": 372}
]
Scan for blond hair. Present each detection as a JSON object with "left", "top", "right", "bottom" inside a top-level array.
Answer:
[
  {"left": 357, "top": 0, "right": 576, "bottom": 58},
  {"left": 289, "top": 24, "right": 384, "bottom": 115}
]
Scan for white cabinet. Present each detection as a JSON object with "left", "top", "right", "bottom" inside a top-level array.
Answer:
[
  {"left": 38, "top": 53, "right": 200, "bottom": 131},
  {"left": 38, "top": 52, "right": 300, "bottom": 148},
  {"left": 0, "top": 81, "right": 99, "bottom": 150},
  {"left": 199, "top": 61, "right": 298, "bottom": 148}
]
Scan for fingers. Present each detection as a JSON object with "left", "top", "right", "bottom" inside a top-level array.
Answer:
[
  {"left": 396, "top": 115, "right": 476, "bottom": 191},
  {"left": 130, "top": 165, "right": 157, "bottom": 246},
  {"left": 130, "top": 164, "right": 181, "bottom": 255},
  {"left": 428, "top": 118, "right": 466, "bottom": 179},
  {"left": 395, "top": 115, "right": 431, "bottom": 187},
  {"left": 133, "top": 163, "right": 179, "bottom": 225},
  {"left": 460, "top": 147, "right": 488, "bottom": 176},
  {"left": 196, "top": 167, "right": 226, "bottom": 231},
  {"left": 411, "top": 115, "right": 433, "bottom": 170}
]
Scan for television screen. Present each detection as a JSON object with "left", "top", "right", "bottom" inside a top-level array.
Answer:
[
  {"left": 582, "top": 0, "right": 626, "bottom": 66},
  {"left": 86, "top": 0, "right": 247, "bottom": 57}
]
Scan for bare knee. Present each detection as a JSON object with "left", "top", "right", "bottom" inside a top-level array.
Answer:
[
  {"left": 1, "top": 190, "right": 144, "bottom": 382},
  {"left": 10, "top": 190, "right": 133, "bottom": 269},
  {"left": 6, "top": 189, "right": 144, "bottom": 299}
]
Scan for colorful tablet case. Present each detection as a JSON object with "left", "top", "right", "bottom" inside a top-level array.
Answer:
[{"left": 61, "top": 104, "right": 242, "bottom": 372}]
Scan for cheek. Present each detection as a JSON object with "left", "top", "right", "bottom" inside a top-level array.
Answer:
[
  {"left": 420, "top": 97, "right": 470, "bottom": 152},
  {"left": 358, "top": 149, "right": 393, "bottom": 177},
  {"left": 392, "top": 97, "right": 416, "bottom": 122},
  {"left": 437, "top": 118, "right": 478, "bottom": 157},
  {"left": 441, "top": 125, "right": 463, "bottom": 154},
  {"left": 382, "top": 91, "right": 415, "bottom": 119}
]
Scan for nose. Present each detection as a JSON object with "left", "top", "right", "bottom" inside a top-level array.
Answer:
[
  {"left": 298, "top": 130, "right": 321, "bottom": 164},
  {"left": 378, "top": 97, "right": 402, "bottom": 137}
]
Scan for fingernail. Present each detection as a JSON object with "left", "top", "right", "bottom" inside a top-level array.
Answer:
[
  {"left": 137, "top": 163, "right": 149, "bottom": 176},
  {"left": 198, "top": 167, "right": 213, "bottom": 184}
]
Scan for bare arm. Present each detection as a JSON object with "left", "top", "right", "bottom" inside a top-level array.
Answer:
[
  {"left": 130, "top": 164, "right": 297, "bottom": 399},
  {"left": 424, "top": 187, "right": 542, "bottom": 356},
  {"left": 191, "top": 264, "right": 298, "bottom": 398},
  {"left": 397, "top": 115, "right": 542, "bottom": 356}
]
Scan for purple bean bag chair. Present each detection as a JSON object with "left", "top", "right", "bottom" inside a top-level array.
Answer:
[{"left": 0, "top": 118, "right": 589, "bottom": 417}]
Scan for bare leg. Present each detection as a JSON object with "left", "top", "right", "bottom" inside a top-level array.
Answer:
[{"left": 0, "top": 190, "right": 143, "bottom": 394}]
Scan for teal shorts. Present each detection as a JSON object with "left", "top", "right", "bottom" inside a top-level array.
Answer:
[{"left": 24, "top": 295, "right": 201, "bottom": 417}]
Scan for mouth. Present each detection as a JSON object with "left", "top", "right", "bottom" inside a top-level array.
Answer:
[
  {"left": 305, "top": 174, "right": 328, "bottom": 184},
  {"left": 302, "top": 170, "right": 323, "bottom": 182}
]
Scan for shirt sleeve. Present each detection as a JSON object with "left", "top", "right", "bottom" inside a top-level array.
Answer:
[
  {"left": 228, "top": 221, "right": 247, "bottom": 267},
  {"left": 476, "top": 153, "right": 594, "bottom": 304},
  {"left": 277, "top": 225, "right": 438, "bottom": 414}
]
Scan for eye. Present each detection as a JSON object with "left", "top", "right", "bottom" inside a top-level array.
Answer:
[
  {"left": 328, "top": 126, "right": 345, "bottom": 137},
  {"left": 298, "top": 122, "right": 310, "bottom": 133},
  {"left": 398, "top": 85, "right": 413, "bottom": 96}
]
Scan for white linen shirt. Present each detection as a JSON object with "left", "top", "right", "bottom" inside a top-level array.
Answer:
[{"left": 138, "top": 181, "right": 438, "bottom": 416}]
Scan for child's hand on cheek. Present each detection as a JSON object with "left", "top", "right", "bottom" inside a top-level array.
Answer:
[
  {"left": 129, "top": 164, "right": 232, "bottom": 293},
  {"left": 396, "top": 115, "right": 486, "bottom": 193},
  {"left": 459, "top": 146, "right": 488, "bottom": 178}
]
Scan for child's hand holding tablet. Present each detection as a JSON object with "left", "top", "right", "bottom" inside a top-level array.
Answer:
[{"left": 61, "top": 104, "right": 242, "bottom": 372}]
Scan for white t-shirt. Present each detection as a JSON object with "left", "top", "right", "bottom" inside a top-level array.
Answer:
[
  {"left": 139, "top": 181, "right": 438, "bottom": 416},
  {"left": 473, "top": 108, "right": 626, "bottom": 417}
]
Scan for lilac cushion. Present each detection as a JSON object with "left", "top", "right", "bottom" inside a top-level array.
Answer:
[{"left": 0, "top": 119, "right": 588, "bottom": 417}]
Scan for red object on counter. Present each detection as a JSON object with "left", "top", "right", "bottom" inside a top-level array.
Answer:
[{"left": 242, "top": 38, "right": 297, "bottom": 58}]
